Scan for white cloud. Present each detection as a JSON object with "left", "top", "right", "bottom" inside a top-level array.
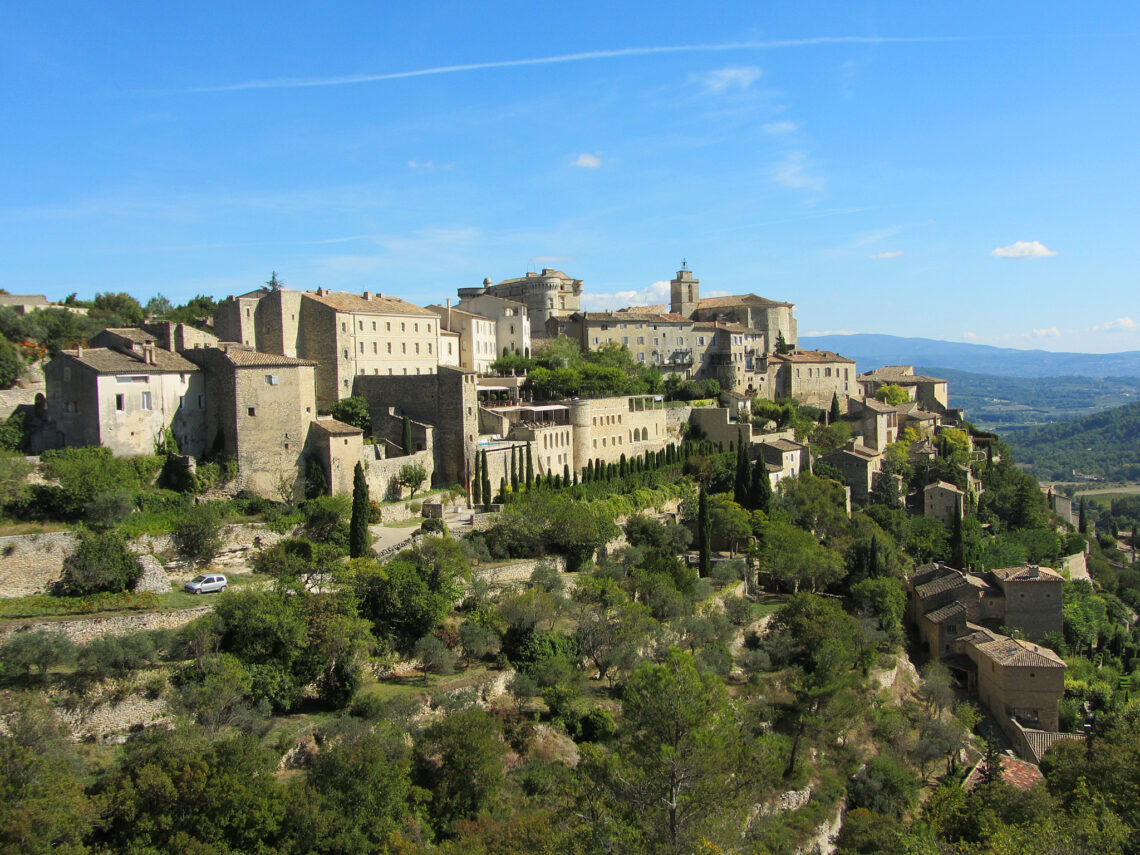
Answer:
[
  {"left": 696, "top": 66, "right": 763, "bottom": 93},
  {"left": 962, "top": 331, "right": 978, "bottom": 340},
  {"left": 408, "top": 159, "right": 432, "bottom": 169},
  {"left": 769, "top": 150, "right": 826, "bottom": 193},
  {"left": 762, "top": 120, "right": 797, "bottom": 134},
  {"left": 572, "top": 153, "right": 601, "bottom": 168},
  {"left": 990, "top": 240, "right": 1057, "bottom": 259},
  {"left": 1091, "top": 316, "right": 1137, "bottom": 332},
  {"left": 871, "top": 250, "right": 904, "bottom": 259},
  {"left": 1033, "top": 326, "right": 1061, "bottom": 337}
]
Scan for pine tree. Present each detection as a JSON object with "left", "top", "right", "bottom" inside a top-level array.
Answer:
[
  {"left": 481, "top": 450, "right": 491, "bottom": 511},
  {"left": 734, "top": 429, "right": 750, "bottom": 506},
  {"left": 472, "top": 449, "right": 482, "bottom": 507},
  {"left": 525, "top": 442, "right": 534, "bottom": 488},
  {"left": 349, "top": 462, "right": 371, "bottom": 558},
  {"left": 750, "top": 457, "right": 772, "bottom": 515},
  {"left": 510, "top": 446, "right": 519, "bottom": 493},
  {"left": 829, "top": 392, "right": 841, "bottom": 424},
  {"left": 401, "top": 415, "right": 413, "bottom": 456},
  {"left": 698, "top": 484, "right": 712, "bottom": 578}
]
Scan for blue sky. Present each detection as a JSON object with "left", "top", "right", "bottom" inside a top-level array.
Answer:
[{"left": 2, "top": 2, "right": 1139, "bottom": 353}]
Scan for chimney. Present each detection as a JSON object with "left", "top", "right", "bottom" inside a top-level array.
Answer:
[
  {"left": 446, "top": 298, "right": 451, "bottom": 331},
  {"left": 76, "top": 344, "right": 82, "bottom": 357},
  {"left": 363, "top": 291, "right": 372, "bottom": 301}
]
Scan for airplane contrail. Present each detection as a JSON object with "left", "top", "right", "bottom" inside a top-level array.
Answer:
[{"left": 161, "top": 36, "right": 964, "bottom": 94}]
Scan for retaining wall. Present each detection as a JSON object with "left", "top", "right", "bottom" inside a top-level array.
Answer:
[{"left": 0, "top": 604, "right": 213, "bottom": 642}]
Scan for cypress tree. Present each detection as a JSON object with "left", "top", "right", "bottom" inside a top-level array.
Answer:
[
  {"left": 553, "top": 474, "right": 561, "bottom": 489},
  {"left": 401, "top": 415, "right": 413, "bottom": 456},
  {"left": 563, "top": 463, "right": 570, "bottom": 485},
  {"left": 1078, "top": 498, "right": 1087, "bottom": 534},
  {"left": 869, "top": 533, "right": 881, "bottom": 579},
  {"left": 698, "top": 484, "right": 711, "bottom": 578},
  {"left": 510, "top": 447, "right": 519, "bottom": 493},
  {"left": 349, "top": 462, "right": 371, "bottom": 558},
  {"left": 750, "top": 457, "right": 773, "bottom": 515},
  {"left": 829, "top": 392, "right": 841, "bottom": 425},
  {"left": 619, "top": 454, "right": 627, "bottom": 478},
  {"left": 525, "top": 442, "right": 534, "bottom": 488},
  {"left": 498, "top": 477, "right": 506, "bottom": 503},
  {"left": 573, "top": 472, "right": 579, "bottom": 486},
  {"left": 734, "top": 429, "right": 750, "bottom": 506},
  {"left": 586, "top": 459, "right": 594, "bottom": 482},
  {"left": 951, "top": 495, "right": 965, "bottom": 569},
  {"left": 546, "top": 470, "right": 554, "bottom": 488},
  {"left": 472, "top": 448, "right": 482, "bottom": 507},
  {"left": 481, "top": 450, "right": 491, "bottom": 511}
]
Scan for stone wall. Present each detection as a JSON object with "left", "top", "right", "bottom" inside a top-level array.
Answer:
[
  {"left": 472, "top": 555, "right": 568, "bottom": 586},
  {"left": 0, "top": 605, "right": 212, "bottom": 642}
]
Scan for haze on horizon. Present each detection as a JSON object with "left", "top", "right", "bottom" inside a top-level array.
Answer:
[{"left": 2, "top": 2, "right": 1138, "bottom": 354}]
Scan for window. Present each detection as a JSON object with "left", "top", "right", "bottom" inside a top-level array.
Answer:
[
  {"left": 343, "top": 349, "right": 349, "bottom": 359},
  {"left": 358, "top": 321, "right": 363, "bottom": 331},
  {"left": 265, "top": 374, "right": 279, "bottom": 385},
  {"left": 400, "top": 323, "right": 405, "bottom": 332},
  {"left": 637, "top": 353, "right": 645, "bottom": 362},
  {"left": 592, "top": 337, "right": 600, "bottom": 345},
  {"left": 697, "top": 336, "right": 706, "bottom": 346},
  {"left": 359, "top": 342, "right": 365, "bottom": 354},
  {"left": 427, "top": 323, "right": 432, "bottom": 332},
  {"left": 341, "top": 322, "right": 346, "bottom": 332},
  {"left": 401, "top": 343, "right": 406, "bottom": 354},
  {"left": 427, "top": 343, "right": 432, "bottom": 354},
  {"left": 247, "top": 407, "right": 256, "bottom": 416},
  {"left": 387, "top": 342, "right": 392, "bottom": 353},
  {"left": 622, "top": 336, "right": 629, "bottom": 345},
  {"left": 415, "top": 343, "right": 420, "bottom": 354},
  {"left": 414, "top": 323, "right": 419, "bottom": 332},
  {"left": 372, "top": 321, "right": 377, "bottom": 331},
  {"left": 638, "top": 336, "right": 645, "bottom": 345},
  {"left": 373, "top": 342, "right": 378, "bottom": 354},
  {"left": 386, "top": 322, "right": 391, "bottom": 331}
]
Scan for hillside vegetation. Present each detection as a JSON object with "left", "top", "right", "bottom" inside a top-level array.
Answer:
[{"left": 1005, "top": 401, "right": 1140, "bottom": 481}]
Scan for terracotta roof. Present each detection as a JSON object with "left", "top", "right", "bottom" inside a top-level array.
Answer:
[
  {"left": 310, "top": 417, "right": 363, "bottom": 436},
  {"left": 304, "top": 290, "right": 435, "bottom": 316},
  {"left": 925, "top": 600, "right": 968, "bottom": 624},
  {"left": 579, "top": 311, "right": 690, "bottom": 324},
  {"left": 925, "top": 480, "right": 963, "bottom": 493},
  {"left": 761, "top": 438, "right": 803, "bottom": 452},
  {"left": 100, "top": 327, "right": 156, "bottom": 343},
  {"left": 616, "top": 304, "right": 667, "bottom": 313},
  {"left": 426, "top": 305, "right": 493, "bottom": 322},
  {"left": 767, "top": 349, "right": 854, "bottom": 364},
  {"left": 991, "top": 564, "right": 1065, "bottom": 583},
  {"left": 64, "top": 346, "right": 197, "bottom": 374},
  {"left": 859, "top": 397, "right": 899, "bottom": 413},
  {"left": 692, "top": 321, "right": 750, "bottom": 333},
  {"left": 1017, "top": 728, "right": 1086, "bottom": 764},
  {"left": 823, "top": 442, "right": 880, "bottom": 462},
  {"left": 218, "top": 348, "right": 316, "bottom": 368},
  {"left": 974, "top": 637, "right": 1065, "bottom": 668},
  {"left": 912, "top": 561, "right": 957, "bottom": 584},
  {"left": 963, "top": 756, "right": 1045, "bottom": 792},
  {"left": 696, "top": 293, "right": 792, "bottom": 309},
  {"left": 914, "top": 571, "right": 971, "bottom": 601},
  {"left": 859, "top": 366, "right": 946, "bottom": 384}
]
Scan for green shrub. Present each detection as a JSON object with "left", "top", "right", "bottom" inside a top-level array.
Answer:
[
  {"left": 0, "top": 591, "right": 159, "bottom": 619},
  {"left": 54, "top": 529, "right": 141, "bottom": 596},
  {"left": 419, "top": 517, "right": 446, "bottom": 535},
  {"left": 85, "top": 490, "right": 136, "bottom": 530},
  {"left": 137, "top": 489, "right": 190, "bottom": 514},
  {"left": 39, "top": 447, "right": 162, "bottom": 519},
  {"left": 578, "top": 706, "right": 615, "bottom": 742},
  {"left": 174, "top": 503, "right": 224, "bottom": 562}
]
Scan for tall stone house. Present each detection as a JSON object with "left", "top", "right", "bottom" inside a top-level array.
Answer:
[
  {"left": 426, "top": 305, "right": 498, "bottom": 374},
  {"left": 452, "top": 292, "right": 531, "bottom": 357},
  {"left": 41, "top": 328, "right": 205, "bottom": 457},
  {"left": 214, "top": 287, "right": 443, "bottom": 406}
]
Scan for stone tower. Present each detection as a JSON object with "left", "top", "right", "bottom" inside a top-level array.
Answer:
[{"left": 670, "top": 265, "right": 699, "bottom": 317}]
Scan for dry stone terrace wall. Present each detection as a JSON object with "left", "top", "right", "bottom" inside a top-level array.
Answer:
[
  {"left": 0, "top": 605, "right": 213, "bottom": 642},
  {"left": 0, "top": 523, "right": 287, "bottom": 597}
]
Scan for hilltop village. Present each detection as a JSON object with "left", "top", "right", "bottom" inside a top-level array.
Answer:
[{"left": 0, "top": 267, "right": 1134, "bottom": 854}]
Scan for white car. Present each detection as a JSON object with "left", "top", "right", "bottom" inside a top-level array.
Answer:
[{"left": 184, "top": 574, "right": 227, "bottom": 594}]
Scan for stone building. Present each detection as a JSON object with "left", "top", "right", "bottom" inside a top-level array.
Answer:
[
  {"left": 848, "top": 397, "right": 900, "bottom": 452},
  {"left": 858, "top": 365, "right": 949, "bottom": 412},
  {"left": 458, "top": 270, "right": 582, "bottom": 338},
  {"left": 42, "top": 330, "right": 205, "bottom": 457},
  {"left": 762, "top": 350, "right": 856, "bottom": 408},
  {"left": 182, "top": 346, "right": 317, "bottom": 498},
  {"left": 924, "top": 480, "right": 965, "bottom": 527},
  {"left": 758, "top": 438, "right": 809, "bottom": 483},
  {"left": 214, "top": 287, "right": 443, "bottom": 406},
  {"left": 453, "top": 292, "right": 532, "bottom": 357},
  {"left": 906, "top": 561, "right": 1068, "bottom": 749},
  {"left": 352, "top": 366, "right": 479, "bottom": 489},
  {"left": 819, "top": 440, "right": 883, "bottom": 502},
  {"left": 427, "top": 304, "right": 498, "bottom": 374}
]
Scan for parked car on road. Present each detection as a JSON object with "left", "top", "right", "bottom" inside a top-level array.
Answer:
[{"left": 184, "top": 574, "right": 227, "bottom": 594}]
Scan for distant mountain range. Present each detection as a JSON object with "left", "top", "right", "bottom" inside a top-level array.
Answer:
[{"left": 800, "top": 333, "right": 1140, "bottom": 379}]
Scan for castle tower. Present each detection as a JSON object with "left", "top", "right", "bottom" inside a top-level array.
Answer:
[{"left": 670, "top": 263, "right": 699, "bottom": 317}]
